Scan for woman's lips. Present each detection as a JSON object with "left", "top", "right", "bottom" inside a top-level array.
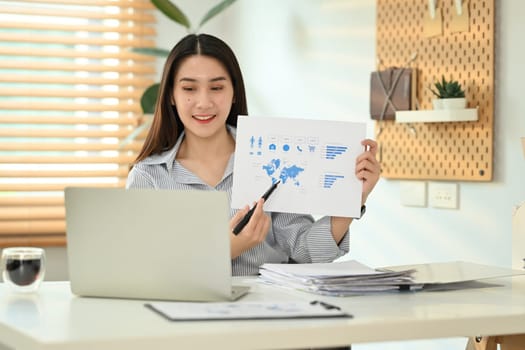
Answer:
[{"left": 193, "top": 114, "right": 216, "bottom": 123}]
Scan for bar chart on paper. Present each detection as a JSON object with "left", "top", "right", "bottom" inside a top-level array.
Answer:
[
  {"left": 322, "top": 145, "right": 348, "bottom": 160},
  {"left": 232, "top": 116, "right": 366, "bottom": 218},
  {"left": 322, "top": 174, "right": 345, "bottom": 189}
]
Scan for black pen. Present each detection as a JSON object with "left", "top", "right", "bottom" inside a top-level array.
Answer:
[
  {"left": 310, "top": 300, "right": 341, "bottom": 311},
  {"left": 232, "top": 180, "right": 280, "bottom": 235}
]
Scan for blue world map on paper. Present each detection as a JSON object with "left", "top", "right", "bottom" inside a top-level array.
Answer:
[{"left": 262, "top": 158, "right": 304, "bottom": 186}]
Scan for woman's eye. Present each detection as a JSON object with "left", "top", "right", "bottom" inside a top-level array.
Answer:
[
  {"left": 182, "top": 87, "right": 194, "bottom": 91},
  {"left": 211, "top": 86, "right": 224, "bottom": 91}
]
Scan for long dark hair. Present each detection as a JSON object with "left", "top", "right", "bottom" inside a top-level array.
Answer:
[{"left": 135, "top": 34, "right": 248, "bottom": 163}]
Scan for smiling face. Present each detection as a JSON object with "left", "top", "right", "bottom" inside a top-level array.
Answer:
[{"left": 172, "top": 55, "right": 234, "bottom": 140}]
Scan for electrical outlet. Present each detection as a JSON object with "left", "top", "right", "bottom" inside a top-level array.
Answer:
[{"left": 428, "top": 182, "right": 458, "bottom": 209}]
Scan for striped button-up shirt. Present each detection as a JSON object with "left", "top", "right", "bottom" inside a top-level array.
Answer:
[{"left": 126, "top": 126, "right": 350, "bottom": 276}]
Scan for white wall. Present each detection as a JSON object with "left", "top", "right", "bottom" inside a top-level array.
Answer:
[
  {"left": 192, "top": 0, "right": 525, "bottom": 268},
  {"left": 40, "top": 0, "right": 525, "bottom": 348},
  {"left": 230, "top": 0, "right": 525, "bottom": 268}
]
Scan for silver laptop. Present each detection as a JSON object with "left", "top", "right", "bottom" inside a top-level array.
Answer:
[{"left": 65, "top": 187, "right": 249, "bottom": 301}]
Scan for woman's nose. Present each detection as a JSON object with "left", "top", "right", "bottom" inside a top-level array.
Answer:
[{"left": 196, "top": 90, "right": 213, "bottom": 108}]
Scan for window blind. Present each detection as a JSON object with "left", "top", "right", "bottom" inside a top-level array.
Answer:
[{"left": 0, "top": 0, "right": 156, "bottom": 247}]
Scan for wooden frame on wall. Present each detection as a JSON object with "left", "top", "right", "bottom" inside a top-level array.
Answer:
[{"left": 375, "top": 0, "right": 495, "bottom": 181}]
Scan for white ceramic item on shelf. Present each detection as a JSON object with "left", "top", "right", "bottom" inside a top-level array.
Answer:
[{"left": 432, "top": 97, "right": 467, "bottom": 110}]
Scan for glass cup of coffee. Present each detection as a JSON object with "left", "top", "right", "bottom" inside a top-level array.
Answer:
[{"left": 1, "top": 247, "right": 46, "bottom": 293}]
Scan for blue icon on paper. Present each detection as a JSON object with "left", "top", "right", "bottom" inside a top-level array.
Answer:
[{"left": 262, "top": 158, "right": 304, "bottom": 186}]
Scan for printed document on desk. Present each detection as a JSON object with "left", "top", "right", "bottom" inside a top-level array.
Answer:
[
  {"left": 382, "top": 260, "right": 525, "bottom": 285},
  {"left": 145, "top": 301, "right": 352, "bottom": 321},
  {"left": 259, "top": 260, "right": 418, "bottom": 296},
  {"left": 231, "top": 116, "right": 366, "bottom": 218}
]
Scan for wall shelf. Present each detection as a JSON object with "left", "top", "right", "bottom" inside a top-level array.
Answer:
[
  {"left": 376, "top": 0, "right": 494, "bottom": 181},
  {"left": 395, "top": 108, "right": 478, "bottom": 123}
]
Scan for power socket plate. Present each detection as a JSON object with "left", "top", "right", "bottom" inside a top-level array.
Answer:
[{"left": 428, "top": 182, "right": 458, "bottom": 209}]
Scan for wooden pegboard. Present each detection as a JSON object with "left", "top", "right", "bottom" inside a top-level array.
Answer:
[{"left": 375, "top": 0, "right": 494, "bottom": 181}]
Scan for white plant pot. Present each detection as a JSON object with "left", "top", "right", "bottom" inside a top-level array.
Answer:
[
  {"left": 432, "top": 99, "right": 442, "bottom": 110},
  {"left": 432, "top": 98, "right": 467, "bottom": 110}
]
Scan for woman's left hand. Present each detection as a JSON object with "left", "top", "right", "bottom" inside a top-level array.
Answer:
[{"left": 356, "top": 139, "right": 381, "bottom": 204}]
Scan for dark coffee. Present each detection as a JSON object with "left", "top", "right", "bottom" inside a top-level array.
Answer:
[{"left": 5, "top": 258, "right": 42, "bottom": 286}]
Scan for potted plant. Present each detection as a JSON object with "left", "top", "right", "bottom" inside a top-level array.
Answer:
[
  {"left": 119, "top": 0, "right": 237, "bottom": 148},
  {"left": 429, "top": 75, "right": 466, "bottom": 110},
  {"left": 138, "top": 0, "right": 237, "bottom": 114}
]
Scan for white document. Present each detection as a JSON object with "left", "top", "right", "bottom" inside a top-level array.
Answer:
[
  {"left": 145, "top": 301, "right": 351, "bottom": 321},
  {"left": 232, "top": 116, "right": 366, "bottom": 217},
  {"left": 383, "top": 261, "right": 525, "bottom": 284},
  {"left": 260, "top": 260, "right": 383, "bottom": 278}
]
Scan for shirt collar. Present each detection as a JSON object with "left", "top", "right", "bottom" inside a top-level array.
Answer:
[{"left": 140, "top": 125, "right": 237, "bottom": 184}]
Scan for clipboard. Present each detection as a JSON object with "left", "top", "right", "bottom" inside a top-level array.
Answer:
[{"left": 145, "top": 300, "right": 352, "bottom": 321}]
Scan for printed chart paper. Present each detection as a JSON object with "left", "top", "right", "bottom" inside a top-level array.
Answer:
[
  {"left": 232, "top": 116, "right": 366, "bottom": 217},
  {"left": 146, "top": 301, "right": 351, "bottom": 321}
]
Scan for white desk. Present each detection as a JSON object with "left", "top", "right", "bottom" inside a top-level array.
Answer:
[{"left": 1, "top": 277, "right": 525, "bottom": 350}]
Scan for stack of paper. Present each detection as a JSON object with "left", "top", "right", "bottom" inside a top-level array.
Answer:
[{"left": 259, "top": 260, "right": 420, "bottom": 296}]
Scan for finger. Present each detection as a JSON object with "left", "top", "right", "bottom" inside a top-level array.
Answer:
[
  {"left": 361, "top": 139, "right": 378, "bottom": 156},
  {"left": 235, "top": 200, "right": 261, "bottom": 235},
  {"left": 248, "top": 198, "right": 267, "bottom": 227},
  {"left": 356, "top": 160, "right": 381, "bottom": 181},
  {"left": 230, "top": 205, "right": 250, "bottom": 231},
  {"left": 360, "top": 163, "right": 381, "bottom": 181},
  {"left": 356, "top": 148, "right": 378, "bottom": 164},
  {"left": 357, "top": 169, "right": 370, "bottom": 181},
  {"left": 355, "top": 158, "right": 378, "bottom": 174},
  {"left": 261, "top": 214, "right": 271, "bottom": 234},
  {"left": 248, "top": 198, "right": 265, "bottom": 223},
  {"left": 252, "top": 211, "right": 270, "bottom": 241}
]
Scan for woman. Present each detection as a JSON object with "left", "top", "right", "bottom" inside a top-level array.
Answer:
[{"left": 127, "top": 34, "right": 380, "bottom": 276}]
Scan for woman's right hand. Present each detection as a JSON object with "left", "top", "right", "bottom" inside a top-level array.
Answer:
[{"left": 229, "top": 198, "right": 271, "bottom": 259}]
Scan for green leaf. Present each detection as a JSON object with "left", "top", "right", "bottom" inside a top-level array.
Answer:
[
  {"left": 141, "top": 83, "right": 160, "bottom": 114},
  {"left": 430, "top": 76, "right": 465, "bottom": 98},
  {"left": 151, "top": 0, "right": 191, "bottom": 29},
  {"left": 131, "top": 47, "right": 171, "bottom": 58},
  {"left": 429, "top": 87, "right": 440, "bottom": 98},
  {"left": 198, "top": 0, "right": 237, "bottom": 29}
]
